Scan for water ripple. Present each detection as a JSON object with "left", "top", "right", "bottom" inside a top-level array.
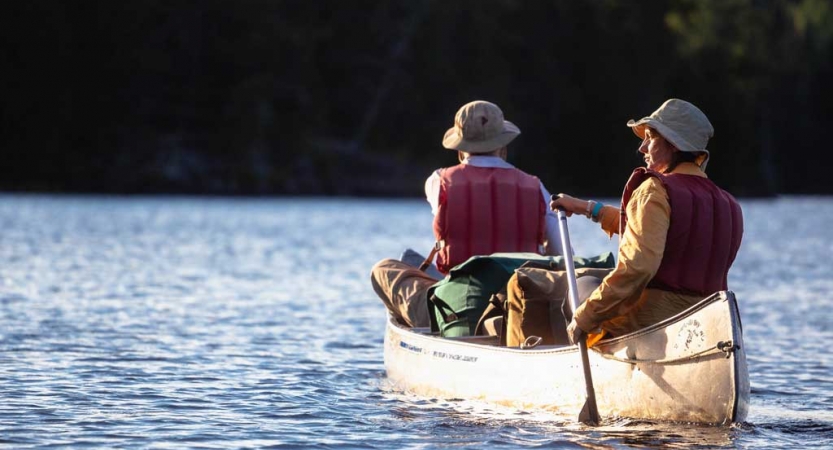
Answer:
[{"left": 0, "top": 195, "right": 829, "bottom": 448}]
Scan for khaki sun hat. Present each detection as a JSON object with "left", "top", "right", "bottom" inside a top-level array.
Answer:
[
  {"left": 442, "top": 100, "right": 521, "bottom": 154},
  {"left": 627, "top": 98, "right": 714, "bottom": 170}
]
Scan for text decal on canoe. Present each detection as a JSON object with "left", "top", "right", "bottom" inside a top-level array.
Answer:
[
  {"left": 399, "top": 341, "right": 424, "bottom": 353},
  {"left": 399, "top": 340, "right": 479, "bottom": 363},
  {"left": 431, "top": 350, "right": 478, "bottom": 363}
]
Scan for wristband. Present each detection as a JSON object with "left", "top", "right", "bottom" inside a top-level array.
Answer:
[{"left": 591, "top": 202, "right": 604, "bottom": 222}]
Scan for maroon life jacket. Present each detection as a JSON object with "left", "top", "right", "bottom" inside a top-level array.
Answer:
[
  {"left": 620, "top": 168, "right": 743, "bottom": 296},
  {"left": 433, "top": 164, "right": 546, "bottom": 274}
]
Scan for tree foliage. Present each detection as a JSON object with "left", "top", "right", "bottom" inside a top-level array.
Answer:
[{"left": 1, "top": 0, "right": 831, "bottom": 196}]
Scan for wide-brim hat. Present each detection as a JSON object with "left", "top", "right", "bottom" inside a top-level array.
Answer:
[
  {"left": 627, "top": 98, "right": 713, "bottom": 170},
  {"left": 442, "top": 100, "right": 521, "bottom": 154}
]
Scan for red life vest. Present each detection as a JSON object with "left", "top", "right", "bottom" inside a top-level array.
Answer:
[
  {"left": 433, "top": 164, "right": 546, "bottom": 274},
  {"left": 620, "top": 168, "right": 743, "bottom": 296}
]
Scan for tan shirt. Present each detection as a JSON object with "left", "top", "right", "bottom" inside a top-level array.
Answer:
[{"left": 574, "top": 163, "right": 708, "bottom": 336}]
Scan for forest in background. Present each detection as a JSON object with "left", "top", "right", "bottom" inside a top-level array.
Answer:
[{"left": 2, "top": 0, "right": 832, "bottom": 197}]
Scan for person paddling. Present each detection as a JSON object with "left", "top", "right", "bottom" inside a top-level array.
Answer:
[
  {"left": 371, "top": 100, "right": 565, "bottom": 327},
  {"left": 551, "top": 98, "right": 744, "bottom": 343}
]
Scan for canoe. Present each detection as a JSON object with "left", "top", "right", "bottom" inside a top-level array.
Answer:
[{"left": 384, "top": 290, "right": 749, "bottom": 424}]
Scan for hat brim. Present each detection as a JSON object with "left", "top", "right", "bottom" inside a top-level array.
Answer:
[{"left": 442, "top": 120, "right": 521, "bottom": 154}]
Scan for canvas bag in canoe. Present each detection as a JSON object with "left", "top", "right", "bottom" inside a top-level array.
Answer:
[
  {"left": 505, "top": 266, "right": 615, "bottom": 347},
  {"left": 427, "top": 252, "right": 615, "bottom": 337}
]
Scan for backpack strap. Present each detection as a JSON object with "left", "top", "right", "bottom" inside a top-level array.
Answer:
[
  {"left": 428, "top": 294, "right": 458, "bottom": 324},
  {"left": 473, "top": 289, "right": 507, "bottom": 336}
]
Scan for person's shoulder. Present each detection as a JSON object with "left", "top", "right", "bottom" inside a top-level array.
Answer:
[
  {"left": 425, "top": 168, "right": 444, "bottom": 186},
  {"left": 643, "top": 176, "right": 665, "bottom": 188},
  {"left": 505, "top": 164, "right": 537, "bottom": 176},
  {"left": 633, "top": 176, "right": 667, "bottom": 198},
  {"left": 433, "top": 164, "right": 459, "bottom": 175},
  {"left": 512, "top": 168, "right": 543, "bottom": 185},
  {"left": 512, "top": 166, "right": 537, "bottom": 176}
]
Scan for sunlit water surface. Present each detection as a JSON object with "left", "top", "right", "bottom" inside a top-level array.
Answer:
[{"left": 0, "top": 195, "right": 830, "bottom": 449}]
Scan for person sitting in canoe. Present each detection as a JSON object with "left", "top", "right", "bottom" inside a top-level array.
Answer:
[
  {"left": 371, "top": 100, "right": 566, "bottom": 328},
  {"left": 551, "top": 98, "right": 744, "bottom": 344}
]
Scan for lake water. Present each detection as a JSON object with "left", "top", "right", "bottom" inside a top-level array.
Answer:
[{"left": 0, "top": 194, "right": 830, "bottom": 449}]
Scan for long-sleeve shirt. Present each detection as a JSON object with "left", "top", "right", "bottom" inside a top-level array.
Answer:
[
  {"left": 574, "top": 162, "right": 709, "bottom": 336},
  {"left": 424, "top": 155, "right": 565, "bottom": 256}
]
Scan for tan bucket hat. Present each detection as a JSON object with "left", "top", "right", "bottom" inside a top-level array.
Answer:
[
  {"left": 442, "top": 100, "right": 521, "bottom": 154},
  {"left": 627, "top": 98, "right": 714, "bottom": 170}
]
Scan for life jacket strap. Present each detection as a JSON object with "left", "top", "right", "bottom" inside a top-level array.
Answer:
[{"left": 418, "top": 240, "right": 445, "bottom": 272}]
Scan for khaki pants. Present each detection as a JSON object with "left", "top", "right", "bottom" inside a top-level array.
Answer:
[{"left": 370, "top": 258, "right": 438, "bottom": 328}]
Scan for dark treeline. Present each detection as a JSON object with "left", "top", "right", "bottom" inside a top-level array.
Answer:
[{"left": 2, "top": 0, "right": 831, "bottom": 197}]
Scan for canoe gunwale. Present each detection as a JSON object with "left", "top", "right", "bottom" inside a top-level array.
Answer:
[
  {"left": 388, "top": 319, "right": 580, "bottom": 356},
  {"left": 593, "top": 291, "right": 735, "bottom": 348},
  {"left": 391, "top": 291, "right": 737, "bottom": 357}
]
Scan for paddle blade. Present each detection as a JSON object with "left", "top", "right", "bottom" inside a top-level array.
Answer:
[{"left": 578, "top": 399, "right": 601, "bottom": 426}]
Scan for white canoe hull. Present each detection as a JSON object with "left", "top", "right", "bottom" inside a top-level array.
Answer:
[{"left": 384, "top": 291, "right": 749, "bottom": 424}]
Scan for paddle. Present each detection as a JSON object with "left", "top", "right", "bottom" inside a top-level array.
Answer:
[{"left": 555, "top": 208, "right": 601, "bottom": 426}]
